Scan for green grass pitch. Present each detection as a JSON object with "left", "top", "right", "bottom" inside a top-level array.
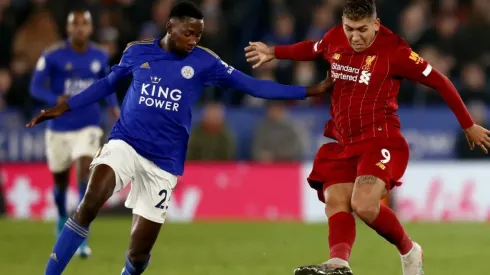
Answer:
[{"left": 1, "top": 218, "right": 488, "bottom": 274}]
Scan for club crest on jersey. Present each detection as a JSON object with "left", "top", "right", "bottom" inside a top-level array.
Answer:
[
  {"left": 362, "top": 55, "right": 376, "bottom": 71},
  {"left": 90, "top": 60, "right": 101, "bottom": 73},
  {"left": 333, "top": 53, "right": 341, "bottom": 60},
  {"left": 181, "top": 66, "right": 194, "bottom": 79}
]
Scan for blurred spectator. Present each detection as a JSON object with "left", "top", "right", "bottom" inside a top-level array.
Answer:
[
  {"left": 398, "top": 3, "right": 428, "bottom": 47},
  {"left": 459, "top": 63, "right": 489, "bottom": 103},
  {"left": 305, "top": 5, "right": 335, "bottom": 41},
  {"left": 455, "top": 100, "right": 490, "bottom": 159},
  {"left": 252, "top": 101, "right": 303, "bottom": 163},
  {"left": 0, "top": 0, "right": 15, "bottom": 68},
  {"left": 12, "top": 4, "right": 60, "bottom": 70},
  {"left": 6, "top": 55, "right": 33, "bottom": 118},
  {"left": 0, "top": 69, "right": 11, "bottom": 110},
  {"left": 264, "top": 12, "right": 295, "bottom": 85},
  {"left": 138, "top": 0, "right": 172, "bottom": 40},
  {"left": 187, "top": 102, "right": 236, "bottom": 161}
]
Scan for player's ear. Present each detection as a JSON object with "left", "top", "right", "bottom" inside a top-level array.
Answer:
[
  {"left": 374, "top": 18, "right": 380, "bottom": 31},
  {"left": 166, "top": 21, "right": 172, "bottom": 34}
]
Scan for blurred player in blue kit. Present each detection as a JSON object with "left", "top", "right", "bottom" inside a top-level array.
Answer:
[
  {"left": 27, "top": 2, "right": 333, "bottom": 275},
  {"left": 30, "top": 9, "right": 120, "bottom": 258}
]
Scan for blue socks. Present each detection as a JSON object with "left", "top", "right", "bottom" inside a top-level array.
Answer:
[
  {"left": 45, "top": 218, "right": 89, "bottom": 275},
  {"left": 121, "top": 254, "right": 150, "bottom": 275}
]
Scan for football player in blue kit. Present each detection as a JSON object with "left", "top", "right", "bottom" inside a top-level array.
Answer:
[{"left": 30, "top": 9, "right": 120, "bottom": 259}]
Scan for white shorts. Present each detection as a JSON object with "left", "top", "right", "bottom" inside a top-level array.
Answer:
[
  {"left": 90, "top": 139, "right": 178, "bottom": 224},
  {"left": 45, "top": 126, "right": 103, "bottom": 173}
]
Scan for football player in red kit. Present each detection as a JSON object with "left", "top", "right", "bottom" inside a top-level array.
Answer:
[{"left": 245, "top": 0, "right": 490, "bottom": 275}]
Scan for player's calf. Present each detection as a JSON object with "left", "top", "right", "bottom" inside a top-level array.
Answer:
[
  {"left": 323, "top": 183, "right": 356, "bottom": 263},
  {"left": 351, "top": 175, "right": 413, "bottom": 255},
  {"left": 122, "top": 215, "right": 162, "bottom": 275},
  {"left": 296, "top": 182, "right": 355, "bottom": 275},
  {"left": 74, "top": 156, "right": 94, "bottom": 258},
  {"left": 45, "top": 164, "right": 116, "bottom": 275}
]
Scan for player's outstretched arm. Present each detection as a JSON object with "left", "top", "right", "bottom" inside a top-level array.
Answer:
[
  {"left": 422, "top": 70, "right": 490, "bottom": 153},
  {"left": 26, "top": 71, "right": 124, "bottom": 127},
  {"left": 206, "top": 59, "right": 333, "bottom": 100},
  {"left": 245, "top": 40, "right": 321, "bottom": 69},
  {"left": 394, "top": 48, "right": 490, "bottom": 153}
]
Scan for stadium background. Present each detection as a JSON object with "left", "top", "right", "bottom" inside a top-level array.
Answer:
[{"left": 0, "top": 0, "right": 489, "bottom": 274}]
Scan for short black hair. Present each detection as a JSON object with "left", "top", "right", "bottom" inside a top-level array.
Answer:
[
  {"left": 169, "top": 1, "right": 204, "bottom": 20},
  {"left": 343, "top": 0, "right": 376, "bottom": 21}
]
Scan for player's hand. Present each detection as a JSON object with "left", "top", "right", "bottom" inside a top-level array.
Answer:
[
  {"left": 26, "top": 102, "right": 70, "bottom": 128},
  {"left": 244, "top": 41, "right": 274, "bottom": 69},
  {"left": 57, "top": 95, "right": 69, "bottom": 105},
  {"left": 305, "top": 71, "right": 334, "bottom": 97},
  {"left": 463, "top": 124, "right": 490, "bottom": 154},
  {"left": 108, "top": 107, "right": 120, "bottom": 120}
]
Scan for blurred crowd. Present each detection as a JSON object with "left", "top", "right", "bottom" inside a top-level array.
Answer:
[{"left": 0, "top": 0, "right": 489, "bottom": 162}]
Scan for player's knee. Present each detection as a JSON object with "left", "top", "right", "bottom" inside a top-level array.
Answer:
[
  {"left": 324, "top": 198, "right": 351, "bottom": 217},
  {"left": 350, "top": 197, "right": 380, "bottom": 222},
  {"left": 324, "top": 185, "right": 353, "bottom": 217}
]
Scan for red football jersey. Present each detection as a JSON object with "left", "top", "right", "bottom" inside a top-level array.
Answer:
[{"left": 313, "top": 25, "right": 434, "bottom": 144}]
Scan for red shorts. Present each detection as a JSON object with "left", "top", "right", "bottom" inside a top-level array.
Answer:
[{"left": 307, "top": 137, "right": 409, "bottom": 203}]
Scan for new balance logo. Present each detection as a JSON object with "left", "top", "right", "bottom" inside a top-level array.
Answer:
[
  {"left": 359, "top": 71, "right": 371, "bottom": 85},
  {"left": 140, "top": 62, "right": 150, "bottom": 69}
]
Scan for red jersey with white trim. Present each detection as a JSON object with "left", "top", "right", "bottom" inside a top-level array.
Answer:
[{"left": 314, "top": 25, "right": 433, "bottom": 144}]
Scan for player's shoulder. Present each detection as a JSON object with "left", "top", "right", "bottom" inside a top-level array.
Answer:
[
  {"left": 378, "top": 26, "right": 411, "bottom": 52},
  {"left": 193, "top": 45, "right": 220, "bottom": 61},
  {"left": 43, "top": 41, "right": 67, "bottom": 56},
  {"left": 191, "top": 46, "right": 224, "bottom": 69},
  {"left": 318, "top": 25, "right": 347, "bottom": 51},
  {"left": 321, "top": 25, "right": 344, "bottom": 42},
  {"left": 123, "top": 38, "right": 155, "bottom": 55},
  {"left": 326, "top": 25, "right": 344, "bottom": 37}
]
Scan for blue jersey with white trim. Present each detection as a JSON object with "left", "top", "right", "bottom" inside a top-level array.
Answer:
[{"left": 67, "top": 38, "right": 306, "bottom": 175}]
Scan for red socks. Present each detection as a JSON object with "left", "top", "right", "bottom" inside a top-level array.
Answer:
[
  {"left": 328, "top": 212, "right": 356, "bottom": 261},
  {"left": 368, "top": 205, "right": 413, "bottom": 255}
]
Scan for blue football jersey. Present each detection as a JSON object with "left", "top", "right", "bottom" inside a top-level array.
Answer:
[
  {"left": 30, "top": 40, "right": 118, "bottom": 131},
  {"left": 67, "top": 38, "right": 306, "bottom": 175}
]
